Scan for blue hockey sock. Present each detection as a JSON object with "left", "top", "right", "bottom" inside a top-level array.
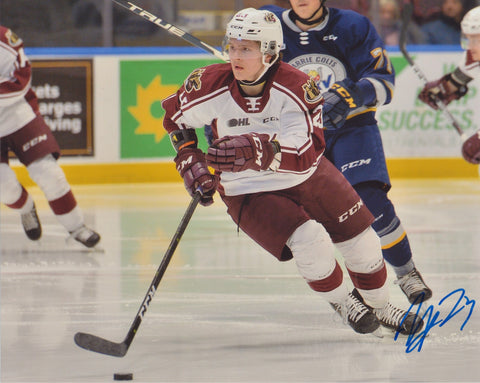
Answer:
[
  {"left": 355, "top": 182, "right": 414, "bottom": 277},
  {"left": 376, "top": 216, "right": 414, "bottom": 276}
]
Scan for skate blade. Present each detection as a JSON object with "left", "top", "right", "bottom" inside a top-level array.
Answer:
[
  {"left": 381, "top": 326, "right": 429, "bottom": 338},
  {"left": 371, "top": 327, "right": 384, "bottom": 338}
]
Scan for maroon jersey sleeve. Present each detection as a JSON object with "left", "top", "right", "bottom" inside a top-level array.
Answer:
[{"left": 0, "top": 26, "right": 32, "bottom": 98}]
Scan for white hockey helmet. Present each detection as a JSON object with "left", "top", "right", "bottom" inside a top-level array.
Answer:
[
  {"left": 461, "top": 6, "right": 480, "bottom": 49},
  {"left": 224, "top": 8, "right": 283, "bottom": 59},
  {"left": 461, "top": 6, "right": 480, "bottom": 34}
]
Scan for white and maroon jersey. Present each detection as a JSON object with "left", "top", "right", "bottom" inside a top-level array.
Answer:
[
  {"left": 162, "top": 62, "right": 325, "bottom": 196},
  {"left": 0, "top": 26, "right": 37, "bottom": 138},
  {"left": 458, "top": 50, "right": 480, "bottom": 79}
]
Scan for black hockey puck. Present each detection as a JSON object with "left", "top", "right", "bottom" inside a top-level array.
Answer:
[{"left": 113, "top": 372, "right": 133, "bottom": 381}]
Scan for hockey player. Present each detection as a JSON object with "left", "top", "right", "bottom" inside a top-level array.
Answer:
[
  {"left": 163, "top": 8, "right": 423, "bottom": 336},
  {"left": 0, "top": 26, "right": 100, "bottom": 248},
  {"left": 257, "top": 0, "right": 432, "bottom": 305},
  {"left": 419, "top": 6, "right": 480, "bottom": 165}
]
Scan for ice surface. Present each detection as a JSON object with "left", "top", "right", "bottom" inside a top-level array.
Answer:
[{"left": 1, "top": 181, "right": 479, "bottom": 382}]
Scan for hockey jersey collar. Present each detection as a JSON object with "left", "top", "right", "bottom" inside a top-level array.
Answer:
[
  {"left": 281, "top": 8, "right": 330, "bottom": 32},
  {"left": 228, "top": 62, "right": 281, "bottom": 113}
]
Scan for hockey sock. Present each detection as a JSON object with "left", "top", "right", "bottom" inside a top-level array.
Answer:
[
  {"left": 50, "top": 193, "right": 84, "bottom": 232},
  {"left": 27, "top": 155, "right": 84, "bottom": 232},
  {"left": 355, "top": 182, "right": 414, "bottom": 277},
  {"left": 5, "top": 186, "right": 34, "bottom": 213}
]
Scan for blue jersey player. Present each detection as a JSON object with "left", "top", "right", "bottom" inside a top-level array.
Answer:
[{"left": 262, "top": 0, "right": 432, "bottom": 305}]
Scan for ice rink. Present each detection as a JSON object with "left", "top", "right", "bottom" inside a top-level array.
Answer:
[{"left": 1, "top": 179, "right": 479, "bottom": 382}]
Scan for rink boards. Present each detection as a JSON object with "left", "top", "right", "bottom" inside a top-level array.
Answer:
[{"left": 11, "top": 45, "right": 480, "bottom": 184}]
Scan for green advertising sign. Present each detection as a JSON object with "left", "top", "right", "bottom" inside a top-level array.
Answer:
[{"left": 120, "top": 58, "right": 219, "bottom": 159}]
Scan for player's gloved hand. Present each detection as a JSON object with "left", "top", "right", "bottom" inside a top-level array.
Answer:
[
  {"left": 462, "top": 130, "right": 480, "bottom": 165},
  {"left": 418, "top": 74, "right": 468, "bottom": 110},
  {"left": 206, "top": 133, "right": 276, "bottom": 172},
  {"left": 322, "top": 79, "right": 364, "bottom": 130},
  {"left": 174, "top": 147, "right": 218, "bottom": 206}
]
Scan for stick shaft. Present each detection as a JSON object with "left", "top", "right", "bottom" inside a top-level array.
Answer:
[
  {"left": 123, "top": 191, "right": 201, "bottom": 348},
  {"left": 111, "top": 0, "right": 227, "bottom": 61},
  {"left": 75, "top": 191, "right": 202, "bottom": 357}
]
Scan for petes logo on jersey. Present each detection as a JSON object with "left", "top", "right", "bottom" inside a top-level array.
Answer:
[
  {"left": 5, "top": 28, "right": 22, "bottom": 47},
  {"left": 184, "top": 68, "right": 205, "bottom": 93},
  {"left": 302, "top": 78, "right": 322, "bottom": 104},
  {"left": 288, "top": 54, "right": 346, "bottom": 92}
]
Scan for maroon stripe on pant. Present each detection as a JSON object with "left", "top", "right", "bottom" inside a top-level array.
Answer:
[
  {"left": 347, "top": 263, "right": 387, "bottom": 290},
  {"left": 48, "top": 190, "right": 77, "bottom": 215},
  {"left": 6, "top": 186, "right": 28, "bottom": 209},
  {"left": 307, "top": 261, "right": 343, "bottom": 292}
]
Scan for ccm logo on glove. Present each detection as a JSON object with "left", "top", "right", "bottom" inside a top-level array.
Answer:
[
  {"left": 330, "top": 83, "right": 359, "bottom": 108},
  {"left": 174, "top": 147, "right": 218, "bottom": 206},
  {"left": 252, "top": 134, "right": 265, "bottom": 167},
  {"left": 176, "top": 154, "right": 193, "bottom": 172}
]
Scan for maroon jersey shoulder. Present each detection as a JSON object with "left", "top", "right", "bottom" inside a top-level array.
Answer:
[
  {"left": 273, "top": 62, "right": 323, "bottom": 107},
  {"left": 162, "top": 63, "right": 232, "bottom": 133},
  {"left": 0, "top": 26, "right": 32, "bottom": 98},
  {"left": 182, "top": 63, "right": 233, "bottom": 100},
  {"left": 0, "top": 26, "right": 24, "bottom": 49}
]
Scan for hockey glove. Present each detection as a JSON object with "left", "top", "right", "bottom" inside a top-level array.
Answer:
[
  {"left": 462, "top": 130, "right": 480, "bottom": 165},
  {"left": 418, "top": 74, "right": 468, "bottom": 110},
  {"left": 206, "top": 133, "right": 277, "bottom": 172},
  {"left": 323, "top": 79, "right": 364, "bottom": 130},
  {"left": 174, "top": 147, "right": 218, "bottom": 206}
]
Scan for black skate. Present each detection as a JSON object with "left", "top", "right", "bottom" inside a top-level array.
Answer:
[
  {"left": 69, "top": 225, "right": 101, "bottom": 248},
  {"left": 352, "top": 288, "right": 424, "bottom": 335},
  {"left": 396, "top": 268, "right": 432, "bottom": 304},
  {"left": 373, "top": 301, "right": 424, "bottom": 335},
  {"left": 330, "top": 290, "right": 381, "bottom": 334},
  {"left": 21, "top": 204, "right": 42, "bottom": 240}
]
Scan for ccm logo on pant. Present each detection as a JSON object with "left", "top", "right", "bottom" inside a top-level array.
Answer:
[
  {"left": 22, "top": 134, "right": 48, "bottom": 152},
  {"left": 338, "top": 200, "right": 364, "bottom": 223}
]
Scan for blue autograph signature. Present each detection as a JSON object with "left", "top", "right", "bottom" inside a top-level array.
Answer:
[{"left": 394, "top": 288, "right": 476, "bottom": 353}]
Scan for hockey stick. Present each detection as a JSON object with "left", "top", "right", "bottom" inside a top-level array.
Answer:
[
  {"left": 74, "top": 191, "right": 202, "bottom": 357},
  {"left": 111, "top": 0, "right": 228, "bottom": 61},
  {"left": 399, "top": 1, "right": 467, "bottom": 141}
]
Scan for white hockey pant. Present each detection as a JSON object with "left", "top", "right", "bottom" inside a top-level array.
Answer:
[{"left": 287, "top": 220, "right": 348, "bottom": 303}]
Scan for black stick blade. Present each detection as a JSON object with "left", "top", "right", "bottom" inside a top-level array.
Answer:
[{"left": 74, "top": 332, "right": 128, "bottom": 357}]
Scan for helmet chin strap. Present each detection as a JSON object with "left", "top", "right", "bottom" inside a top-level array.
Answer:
[
  {"left": 289, "top": 0, "right": 327, "bottom": 26},
  {"left": 239, "top": 55, "right": 280, "bottom": 86}
]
